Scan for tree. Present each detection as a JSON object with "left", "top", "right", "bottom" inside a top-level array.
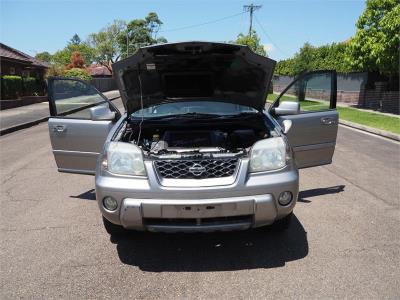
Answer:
[
  {"left": 347, "top": 0, "right": 400, "bottom": 75},
  {"left": 274, "top": 42, "right": 353, "bottom": 76},
  {"left": 69, "top": 34, "right": 82, "bottom": 45},
  {"left": 118, "top": 12, "right": 167, "bottom": 58},
  {"left": 66, "top": 51, "right": 85, "bottom": 69},
  {"left": 52, "top": 40, "right": 95, "bottom": 66},
  {"left": 233, "top": 30, "right": 266, "bottom": 56},
  {"left": 87, "top": 20, "right": 126, "bottom": 72},
  {"left": 35, "top": 51, "right": 52, "bottom": 63},
  {"left": 145, "top": 12, "right": 163, "bottom": 39}
]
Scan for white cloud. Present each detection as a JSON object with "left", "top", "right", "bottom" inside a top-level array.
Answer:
[{"left": 263, "top": 43, "right": 275, "bottom": 53}]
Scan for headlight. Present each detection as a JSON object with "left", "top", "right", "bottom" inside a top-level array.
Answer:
[
  {"left": 106, "top": 142, "right": 146, "bottom": 176},
  {"left": 249, "top": 137, "right": 288, "bottom": 172}
]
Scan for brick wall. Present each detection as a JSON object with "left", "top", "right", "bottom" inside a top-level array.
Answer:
[
  {"left": 362, "top": 90, "right": 400, "bottom": 114},
  {"left": 337, "top": 91, "right": 360, "bottom": 105}
]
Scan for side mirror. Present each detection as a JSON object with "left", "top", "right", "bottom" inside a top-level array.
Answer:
[
  {"left": 274, "top": 101, "right": 300, "bottom": 116},
  {"left": 90, "top": 105, "right": 116, "bottom": 121}
]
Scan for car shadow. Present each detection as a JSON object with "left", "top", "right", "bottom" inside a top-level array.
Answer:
[
  {"left": 298, "top": 185, "right": 345, "bottom": 203},
  {"left": 112, "top": 214, "right": 308, "bottom": 272},
  {"left": 70, "top": 189, "right": 96, "bottom": 201}
]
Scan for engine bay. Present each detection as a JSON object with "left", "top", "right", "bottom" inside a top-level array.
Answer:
[{"left": 117, "top": 113, "right": 274, "bottom": 160}]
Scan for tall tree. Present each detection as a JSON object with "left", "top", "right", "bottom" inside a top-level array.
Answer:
[
  {"left": 145, "top": 12, "right": 163, "bottom": 39},
  {"left": 233, "top": 30, "right": 267, "bottom": 56},
  {"left": 118, "top": 12, "right": 167, "bottom": 58},
  {"left": 69, "top": 34, "right": 82, "bottom": 45},
  {"left": 87, "top": 20, "right": 126, "bottom": 72},
  {"left": 347, "top": 0, "right": 400, "bottom": 75}
]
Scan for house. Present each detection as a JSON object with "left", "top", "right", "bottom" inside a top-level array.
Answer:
[
  {"left": 86, "top": 64, "right": 112, "bottom": 78},
  {"left": 1, "top": 43, "right": 49, "bottom": 102},
  {"left": 0, "top": 43, "right": 48, "bottom": 79}
]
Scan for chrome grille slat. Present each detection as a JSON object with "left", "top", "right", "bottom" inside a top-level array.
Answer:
[{"left": 154, "top": 158, "right": 239, "bottom": 179}]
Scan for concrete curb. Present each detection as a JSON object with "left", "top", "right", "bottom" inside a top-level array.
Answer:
[
  {"left": 0, "top": 96, "right": 120, "bottom": 137},
  {"left": 0, "top": 117, "right": 50, "bottom": 136},
  {"left": 339, "top": 119, "right": 400, "bottom": 142}
]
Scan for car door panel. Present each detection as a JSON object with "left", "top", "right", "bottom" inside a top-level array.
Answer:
[
  {"left": 48, "top": 118, "right": 115, "bottom": 174},
  {"left": 277, "top": 110, "right": 338, "bottom": 168},
  {"left": 47, "top": 77, "right": 120, "bottom": 175},
  {"left": 270, "top": 70, "right": 338, "bottom": 168}
]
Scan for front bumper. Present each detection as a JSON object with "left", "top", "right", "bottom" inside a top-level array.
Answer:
[
  {"left": 120, "top": 194, "right": 278, "bottom": 232},
  {"left": 96, "top": 159, "right": 299, "bottom": 232}
]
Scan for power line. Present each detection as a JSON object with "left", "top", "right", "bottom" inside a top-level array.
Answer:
[
  {"left": 243, "top": 4, "right": 262, "bottom": 36},
  {"left": 159, "top": 12, "right": 246, "bottom": 33},
  {"left": 254, "top": 15, "right": 290, "bottom": 57}
]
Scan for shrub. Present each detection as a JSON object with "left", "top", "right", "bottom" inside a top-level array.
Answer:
[
  {"left": 64, "top": 68, "right": 91, "bottom": 81},
  {"left": 45, "top": 64, "right": 66, "bottom": 78},
  {"left": 22, "top": 77, "right": 38, "bottom": 95},
  {"left": 1, "top": 75, "right": 23, "bottom": 99},
  {"left": 66, "top": 51, "right": 85, "bottom": 69}
]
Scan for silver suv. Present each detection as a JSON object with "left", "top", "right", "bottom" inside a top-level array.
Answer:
[{"left": 47, "top": 42, "right": 338, "bottom": 235}]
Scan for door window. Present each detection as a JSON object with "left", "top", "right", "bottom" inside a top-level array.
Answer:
[
  {"left": 272, "top": 71, "right": 336, "bottom": 113},
  {"left": 50, "top": 78, "right": 108, "bottom": 119}
]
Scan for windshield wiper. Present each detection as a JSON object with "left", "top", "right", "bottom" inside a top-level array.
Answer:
[
  {"left": 216, "top": 112, "right": 260, "bottom": 118},
  {"left": 131, "top": 111, "right": 258, "bottom": 121},
  {"left": 133, "top": 112, "right": 219, "bottom": 120},
  {"left": 175, "top": 112, "right": 219, "bottom": 119}
]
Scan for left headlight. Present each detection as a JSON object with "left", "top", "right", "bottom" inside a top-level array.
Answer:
[
  {"left": 105, "top": 142, "right": 146, "bottom": 176},
  {"left": 249, "top": 137, "right": 289, "bottom": 172}
]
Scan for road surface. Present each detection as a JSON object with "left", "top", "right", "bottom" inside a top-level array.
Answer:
[{"left": 1, "top": 99, "right": 399, "bottom": 299}]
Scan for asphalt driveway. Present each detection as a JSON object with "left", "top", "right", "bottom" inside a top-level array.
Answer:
[{"left": 0, "top": 99, "right": 399, "bottom": 299}]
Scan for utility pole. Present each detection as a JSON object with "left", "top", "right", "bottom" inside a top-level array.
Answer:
[
  {"left": 125, "top": 22, "right": 129, "bottom": 57},
  {"left": 243, "top": 3, "right": 262, "bottom": 37}
]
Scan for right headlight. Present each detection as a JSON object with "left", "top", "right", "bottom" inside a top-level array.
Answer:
[
  {"left": 105, "top": 142, "right": 146, "bottom": 176},
  {"left": 249, "top": 137, "right": 289, "bottom": 172}
]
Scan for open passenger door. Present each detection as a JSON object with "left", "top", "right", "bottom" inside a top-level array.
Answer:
[
  {"left": 269, "top": 70, "right": 339, "bottom": 168},
  {"left": 47, "top": 77, "right": 121, "bottom": 175}
]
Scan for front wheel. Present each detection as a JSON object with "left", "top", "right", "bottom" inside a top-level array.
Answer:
[{"left": 102, "top": 216, "right": 127, "bottom": 236}]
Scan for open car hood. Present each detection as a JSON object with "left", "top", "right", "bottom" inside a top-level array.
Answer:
[{"left": 112, "top": 42, "right": 276, "bottom": 114}]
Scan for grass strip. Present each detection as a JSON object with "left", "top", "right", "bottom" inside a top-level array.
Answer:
[{"left": 267, "top": 94, "right": 400, "bottom": 135}]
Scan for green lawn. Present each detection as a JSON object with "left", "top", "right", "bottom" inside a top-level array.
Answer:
[
  {"left": 336, "top": 107, "right": 400, "bottom": 134},
  {"left": 267, "top": 93, "right": 400, "bottom": 135}
]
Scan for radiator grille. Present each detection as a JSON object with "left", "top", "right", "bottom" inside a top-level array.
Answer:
[{"left": 154, "top": 158, "right": 239, "bottom": 179}]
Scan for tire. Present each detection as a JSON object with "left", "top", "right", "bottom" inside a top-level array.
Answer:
[
  {"left": 102, "top": 216, "right": 127, "bottom": 236},
  {"left": 272, "top": 212, "right": 293, "bottom": 231}
]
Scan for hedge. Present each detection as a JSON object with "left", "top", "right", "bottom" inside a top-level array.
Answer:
[
  {"left": 1, "top": 75, "right": 23, "bottom": 99},
  {"left": 23, "top": 77, "right": 39, "bottom": 95}
]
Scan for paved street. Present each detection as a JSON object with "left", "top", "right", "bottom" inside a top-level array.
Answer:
[
  {"left": 0, "top": 91, "right": 120, "bottom": 133},
  {"left": 0, "top": 99, "right": 399, "bottom": 299}
]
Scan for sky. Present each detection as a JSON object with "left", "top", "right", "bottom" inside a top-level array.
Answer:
[{"left": 0, "top": 0, "right": 366, "bottom": 61}]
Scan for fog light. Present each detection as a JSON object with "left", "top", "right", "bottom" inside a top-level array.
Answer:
[
  {"left": 278, "top": 191, "right": 293, "bottom": 206},
  {"left": 103, "top": 196, "right": 118, "bottom": 211}
]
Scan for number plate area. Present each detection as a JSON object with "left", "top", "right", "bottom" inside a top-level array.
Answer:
[{"left": 141, "top": 200, "right": 255, "bottom": 219}]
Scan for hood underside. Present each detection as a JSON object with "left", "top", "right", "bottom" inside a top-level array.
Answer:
[{"left": 112, "top": 42, "right": 276, "bottom": 114}]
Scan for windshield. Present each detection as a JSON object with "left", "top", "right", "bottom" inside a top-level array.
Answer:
[{"left": 131, "top": 101, "right": 257, "bottom": 119}]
